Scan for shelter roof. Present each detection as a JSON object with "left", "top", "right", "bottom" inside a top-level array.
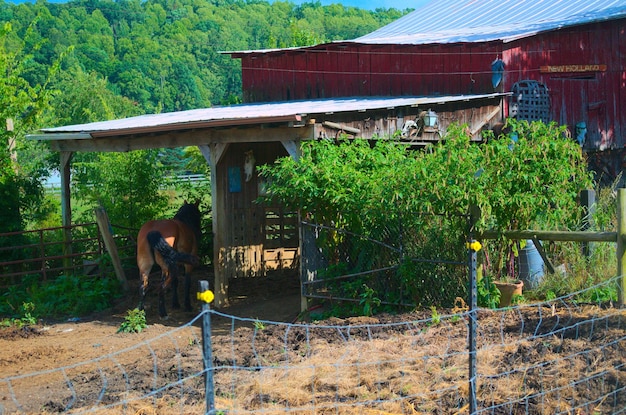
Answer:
[{"left": 30, "top": 94, "right": 503, "bottom": 141}]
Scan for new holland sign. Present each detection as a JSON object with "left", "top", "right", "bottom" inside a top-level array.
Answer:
[{"left": 540, "top": 64, "right": 607, "bottom": 73}]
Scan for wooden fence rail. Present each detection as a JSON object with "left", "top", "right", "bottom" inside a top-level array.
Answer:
[
  {"left": 477, "top": 188, "right": 626, "bottom": 307},
  {"left": 0, "top": 221, "right": 136, "bottom": 289}
]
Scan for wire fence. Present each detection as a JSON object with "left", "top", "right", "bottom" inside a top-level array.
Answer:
[
  {"left": 301, "top": 212, "right": 471, "bottom": 313},
  {"left": 1, "top": 209, "right": 625, "bottom": 414},
  {"left": 1, "top": 276, "right": 624, "bottom": 414}
]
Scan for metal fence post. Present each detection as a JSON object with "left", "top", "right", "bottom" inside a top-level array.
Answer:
[
  {"left": 467, "top": 239, "right": 481, "bottom": 415},
  {"left": 197, "top": 280, "right": 215, "bottom": 415},
  {"left": 617, "top": 189, "right": 626, "bottom": 307}
]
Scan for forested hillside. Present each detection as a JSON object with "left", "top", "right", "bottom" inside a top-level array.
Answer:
[
  {"left": 0, "top": 0, "right": 408, "bottom": 233},
  {"left": 1, "top": 0, "right": 407, "bottom": 123}
]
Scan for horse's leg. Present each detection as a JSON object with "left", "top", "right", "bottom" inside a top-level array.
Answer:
[
  {"left": 158, "top": 269, "right": 172, "bottom": 319},
  {"left": 183, "top": 264, "right": 192, "bottom": 311},
  {"left": 139, "top": 272, "right": 149, "bottom": 311},
  {"left": 138, "top": 266, "right": 152, "bottom": 312},
  {"left": 137, "top": 240, "right": 154, "bottom": 312},
  {"left": 171, "top": 271, "right": 181, "bottom": 309},
  {"left": 183, "top": 273, "right": 192, "bottom": 311}
]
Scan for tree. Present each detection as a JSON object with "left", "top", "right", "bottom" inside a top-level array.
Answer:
[
  {"left": 72, "top": 150, "right": 168, "bottom": 229},
  {"left": 0, "top": 21, "right": 63, "bottom": 232}
]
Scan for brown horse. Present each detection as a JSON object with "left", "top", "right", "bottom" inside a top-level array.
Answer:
[{"left": 137, "top": 200, "right": 202, "bottom": 318}]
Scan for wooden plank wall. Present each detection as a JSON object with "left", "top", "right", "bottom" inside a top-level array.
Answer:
[
  {"left": 217, "top": 141, "right": 299, "bottom": 279},
  {"left": 240, "top": 42, "right": 504, "bottom": 101},
  {"left": 504, "top": 19, "right": 625, "bottom": 149},
  {"left": 238, "top": 18, "right": 625, "bottom": 152}
]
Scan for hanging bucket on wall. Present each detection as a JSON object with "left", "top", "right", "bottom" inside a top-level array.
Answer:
[{"left": 519, "top": 239, "right": 544, "bottom": 289}]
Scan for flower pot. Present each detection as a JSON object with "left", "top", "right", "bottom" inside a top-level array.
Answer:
[{"left": 494, "top": 280, "right": 524, "bottom": 307}]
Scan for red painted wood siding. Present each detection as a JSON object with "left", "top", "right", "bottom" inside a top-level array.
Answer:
[
  {"left": 239, "top": 42, "right": 503, "bottom": 100},
  {"left": 237, "top": 19, "right": 625, "bottom": 149},
  {"left": 504, "top": 19, "right": 625, "bottom": 149}
]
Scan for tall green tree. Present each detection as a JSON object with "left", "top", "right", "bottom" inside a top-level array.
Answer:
[{"left": 0, "top": 21, "right": 62, "bottom": 232}]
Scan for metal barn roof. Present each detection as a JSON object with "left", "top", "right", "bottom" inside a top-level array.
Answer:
[
  {"left": 354, "top": 0, "right": 626, "bottom": 45},
  {"left": 31, "top": 94, "right": 503, "bottom": 139},
  {"left": 226, "top": 0, "right": 626, "bottom": 56}
]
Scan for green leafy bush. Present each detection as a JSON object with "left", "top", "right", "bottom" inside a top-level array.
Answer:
[
  {"left": 260, "top": 119, "right": 593, "bottom": 312},
  {"left": 1, "top": 274, "right": 123, "bottom": 320},
  {"left": 117, "top": 309, "right": 147, "bottom": 334}
]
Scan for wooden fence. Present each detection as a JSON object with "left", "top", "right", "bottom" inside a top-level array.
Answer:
[
  {"left": 0, "top": 219, "right": 136, "bottom": 289},
  {"left": 478, "top": 188, "right": 626, "bottom": 307}
]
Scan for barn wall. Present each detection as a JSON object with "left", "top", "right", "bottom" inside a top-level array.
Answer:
[
  {"left": 504, "top": 19, "right": 626, "bottom": 150},
  {"left": 240, "top": 42, "right": 504, "bottom": 102},
  {"left": 239, "top": 18, "right": 625, "bottom": 152},
  {"left": 216, "top": 141, "right": 299, "bottom": 279}
]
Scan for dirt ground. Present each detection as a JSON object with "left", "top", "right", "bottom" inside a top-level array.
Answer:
[{"left": 0, "top": 269, "right": 625, "bottom": 414}]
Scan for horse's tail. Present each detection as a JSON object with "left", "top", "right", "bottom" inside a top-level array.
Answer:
[{"left": 146, "top": 230, "right": 200, "bottom": 268}]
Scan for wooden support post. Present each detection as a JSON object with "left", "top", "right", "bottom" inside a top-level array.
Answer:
[
  {"left": 60, "top": 151, "right": 73, "bottom": 271},
  {"left": 94, "top": 207, "right": 129, "bottom": 292},
  {"left": 199, "top": 143, "right": 229, "bottom": 307},
  {"left": 617, "top": 188, "right": 626, "bottom": 307},
  {"left": 580, "top": 189, "right": 596, "bottom": 257}
]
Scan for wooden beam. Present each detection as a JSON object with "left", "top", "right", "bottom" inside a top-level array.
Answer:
[
  {"left": 199, "top": 143, "right": 228, "bottom": 166},
  {"left": 206, "top": 143, "right": 229, "bottom": 307},
  {"left": 48, "top": 125, "right": 315, "bottom": 152},
  {"left": 60, "top": 151, "right": 73, "bottom": 269},
  {"left": 618, "top": 189, "right": 626, "bottom": 307},
  {"left": 94, "top": 207, "right": 129, "bottom": 292},
  {"left": 479, "top": 229, "right": 617, "bottom": 243},
  {"left": 281, "top": 140, "right": 300, "bottom": 161}
]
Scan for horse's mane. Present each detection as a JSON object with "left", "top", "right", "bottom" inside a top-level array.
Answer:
[{"left": 174, "top": 202, "right": 202, "bottom": 241}]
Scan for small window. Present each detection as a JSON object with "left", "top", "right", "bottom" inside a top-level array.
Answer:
[{"left": 509, "top": 80, "right": 551, "bottom": 123}]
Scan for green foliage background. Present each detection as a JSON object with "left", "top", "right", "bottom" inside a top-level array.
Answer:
[
  {"left": 0, "top": 0, "right": 407, "bottom": 232},
  {"left": 0, "top": 0, "right": 406, "bottom": 114}
]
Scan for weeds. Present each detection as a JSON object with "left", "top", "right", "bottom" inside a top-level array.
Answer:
[
  {"left": 117, "top": 309, "right": 147, "bottom": 333},
  {"left": 1, "top": 274, "right": 123, "bottom": 321},
  {"left": 0, "top": 302, "right": 38, "bottom": 328}
]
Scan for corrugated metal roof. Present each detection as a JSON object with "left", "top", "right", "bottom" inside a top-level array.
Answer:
[
  {"left": 354, "top": 0, "right": 626, "bottom": 44},
  {"left": 33, "top": 94, "right": 504, "bottom": 137}
]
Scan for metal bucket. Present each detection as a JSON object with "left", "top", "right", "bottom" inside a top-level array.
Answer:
[{"left": 519, "top": 239, "right": 544, "bottom": 289}]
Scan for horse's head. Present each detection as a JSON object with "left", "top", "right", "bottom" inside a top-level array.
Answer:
[{"left": 175, "top": 200, "right": 202, "bottom": 237}]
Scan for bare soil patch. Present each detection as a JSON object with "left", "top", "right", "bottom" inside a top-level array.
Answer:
[{"left": 1, "top": 269, "right": 624, "bottom": 414}]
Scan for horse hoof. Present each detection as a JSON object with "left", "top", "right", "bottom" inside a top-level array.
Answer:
[{"left": 159, "top": 315, "right": 169, "bottom": 320}]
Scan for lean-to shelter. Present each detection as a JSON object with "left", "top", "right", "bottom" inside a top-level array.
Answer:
[{"left": 28, "top": 95, "right": 504, "bottom": 308}]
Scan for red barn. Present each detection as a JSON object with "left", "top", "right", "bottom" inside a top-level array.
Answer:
[{"left": 229, "top": 0, "right": 626, "bottom": 180}]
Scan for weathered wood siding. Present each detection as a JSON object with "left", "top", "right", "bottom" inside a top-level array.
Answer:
[
  {"left": 504, "top": 19, "right": 626, "bottom": 150},
  {"left": 216, "top": 141, "right": 299, "bottom": 279},
  {"left": 239, "top": 42, "right": 504, "bottom": 102},
  {"left": 237, "top": 19, "right": 625, "bottom": 150}
]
